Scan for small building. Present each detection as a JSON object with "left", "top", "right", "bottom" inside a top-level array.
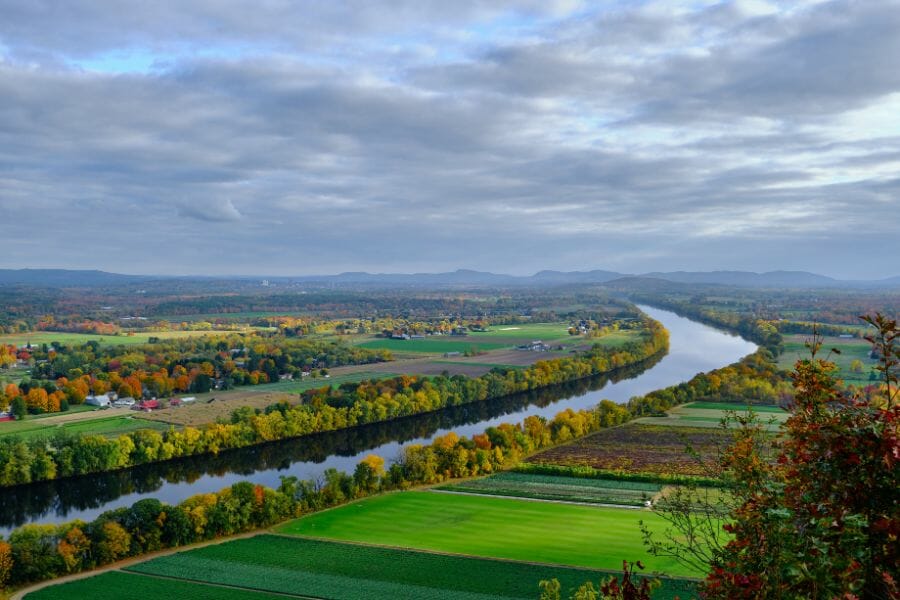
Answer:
[
  {"left": 113, "top": 397, "right": 136, "bottom": 408},
  {"left": 180, "top": 396, "right": 197, "bottom": 403},
  {"left": 133, "top": 399, "right": 160, "bottom": 411},
  {"left": 443, "top": 351, "right": 461, "bottom": 358},
  {"left": 86, "top": 394, "right": 112, "bottom": 408}
]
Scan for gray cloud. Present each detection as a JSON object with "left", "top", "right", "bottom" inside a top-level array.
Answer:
[{"left": 0, "top": 0, "right": 899, "bottom": 279}]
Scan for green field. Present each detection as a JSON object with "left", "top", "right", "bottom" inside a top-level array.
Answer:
[
  {"left": 357, "top": 338, "right": 511, "bottom": 354},
  {"left": 436, "top": 471, "right": 661, "bottom": 506},
  {"left": 24, "top": 570, "right": 287, "bottom": 600},
  {"left": 116, "top": 535, "right": 695, "bottom": 600},
  {"left": 239, "top": 370, "right": 400, "bottom": 394},
  {"left": 278, "top": 491, "right": 702, "bottom": 577},
  {"left": 778, "top": 334, "right": 878, "bottom": 384},
  {"left": 468, "top": 323, "right": 574, "bottom": 340},
  {"left": 0, "top": 414, "right": 168, "bottom": 440},
  {"left": 157, "top": 310, "right": 311, "bottom": 322},
  {"left": 585, "top": 330, "right": 644, "bottom": 348},
  {"left": 686, "top": 401, "right": 786, "bottom": 413},
  {"left": 636, "top": 401, "right": 788, "bottom": 430},
  {"left": 0, "top": 329, "right": 242, "bottom": 348}
]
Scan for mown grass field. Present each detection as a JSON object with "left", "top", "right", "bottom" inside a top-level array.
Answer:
[
  {"left": 777, "top": 334, "right": 878, "bottom": 384},
  {"left": 0, "top": 329, "right": 244, "bottom": 347},
  {"left": 436, "top": 471, "right": 661, "bottom": 506},
  {"left": 258, "top": 370, "right": 400, "bottom": 393},
  {"left": 468, "top": 323, "right": 574, "bottom": 340},
  {"left": 277, "top": 490, "right": 701, "bottom": 577},
  {"left": 0, "top": 414, "right": 168, "bottom": 440},
  {"left": 634, "top": 401, "right": 788, "bottom": 431},
  {"left": 356, "top": 337, "right": 511, "bottom": 354}
]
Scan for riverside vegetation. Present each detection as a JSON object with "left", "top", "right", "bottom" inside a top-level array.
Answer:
[{"left": 0, "top": 317, "right": 667, "bottom": 487}]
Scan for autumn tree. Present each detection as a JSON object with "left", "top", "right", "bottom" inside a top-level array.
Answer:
[
  {"left": 651, "top": 316, "right": 900, "bottom": 599},
  {"left": 0, "top": 541, "right": 12, "bottom": 588}
]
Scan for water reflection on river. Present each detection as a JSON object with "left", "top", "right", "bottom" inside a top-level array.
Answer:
[{"left": 0, "top": 306, "right": 756, "bottom": 534}]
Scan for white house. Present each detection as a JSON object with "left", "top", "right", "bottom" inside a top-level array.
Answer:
[
  {"left": 86, "top": 394, "right": 112, "bottom": 408},
  {"left": 113, "top": 397, "right": 136, "bottom": 408}
]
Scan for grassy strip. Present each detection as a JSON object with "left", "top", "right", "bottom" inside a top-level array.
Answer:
[
  {"left": 686, "top": 401, "right": 785, "bottom": 413},
  {"left": 515, "top": 462, "right": 726, "bottom": 488},
  {"left": 436, "top": 472, "right": 660, "bottom": 506},
  {"left": 435, "top": 485, "right": 652, "bottom": 507}
]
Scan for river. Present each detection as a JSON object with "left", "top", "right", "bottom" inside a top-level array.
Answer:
[{"left": 0, "top": 305, "right": 756, "bottom": 534}]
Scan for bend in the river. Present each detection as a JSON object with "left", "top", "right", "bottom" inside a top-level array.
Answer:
[{"left": 0, "top": 306, "right": 756, "bottom": 534}]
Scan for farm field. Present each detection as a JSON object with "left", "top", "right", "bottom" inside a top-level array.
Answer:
[
  {"left": 529, "top": 423, "right": 731, "bottom": 476},
  {"left": 0, "top": 413, "right": 167, "bottom": 440},
  {"left": 633, "top": 401, "right": 788, "bottom": 431},
  {"left": 0, "top": 329, "right": 245, "bottom": 348},
  {"left": 470, "top": 323, "right": 574, "bottom": 339},
  {"left": 156, "top": 310, "right": 312, "bottom": 322},
  {"left": 354, "top": 325, "right": 643, "bottom": 356},
  {"left": 356, "top": 337, "right": 511, "bottom": 354},
  {"left": 777, "top": 334, "right": 878, "bottom": 384},
  {"left": 24, "top": 570, "right": 287, "bottom": 600},
  {"left": 138, "top": 370, "right": 398, "bottom": 427},
  {"left": 119, "top": 535, "right": 696, "bottom": 600},
  {"left": 436, "top": 471, "right": 661, "bottom": 506},
  {"left": 257, "top": 370, "right": 401, "bottom": 393},
  {"left": 277, "top": 490, "right": 702, "bottom": 577}
]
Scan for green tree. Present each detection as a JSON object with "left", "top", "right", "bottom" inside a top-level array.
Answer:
[{"left": 11, "top": 396, "right": 26, "bottom": 420}]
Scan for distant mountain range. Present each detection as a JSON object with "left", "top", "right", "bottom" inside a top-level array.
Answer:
[{"left": 2, "top": 268, "right": 899, "bottom": 289}]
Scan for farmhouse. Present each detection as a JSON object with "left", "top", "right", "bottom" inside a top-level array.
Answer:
[
  {"left": 113, "top": 397, "right": 136, "bottom": 408},
  {"left": 86, "top": 393, "right": 113, "bottom": 408},
  {"left": 517, "top": 340, "right": 551, "bottom": 352},
  {"left": 133, "top": 399, "right": 160, "bottom": 411}
]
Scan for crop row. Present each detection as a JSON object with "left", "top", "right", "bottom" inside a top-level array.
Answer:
[
  {"left": 528, "top": 423, "right": 730, "bottom": 476},
  {"left": 25, "top": 571, "right": 285, "bottom": 600},
  {"left": 437, "top": 473, "right": 660, "bottom": 506},
  {"left": 485, "top": 471, "right": 662, "bottom": 491},
  {"left": 125, "top": 535, "right": 667, "bottom": 600}
]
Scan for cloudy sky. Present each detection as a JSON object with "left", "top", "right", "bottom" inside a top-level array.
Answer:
[{"left": 1, "top": 0, "right": 899, "bottom": 278}]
